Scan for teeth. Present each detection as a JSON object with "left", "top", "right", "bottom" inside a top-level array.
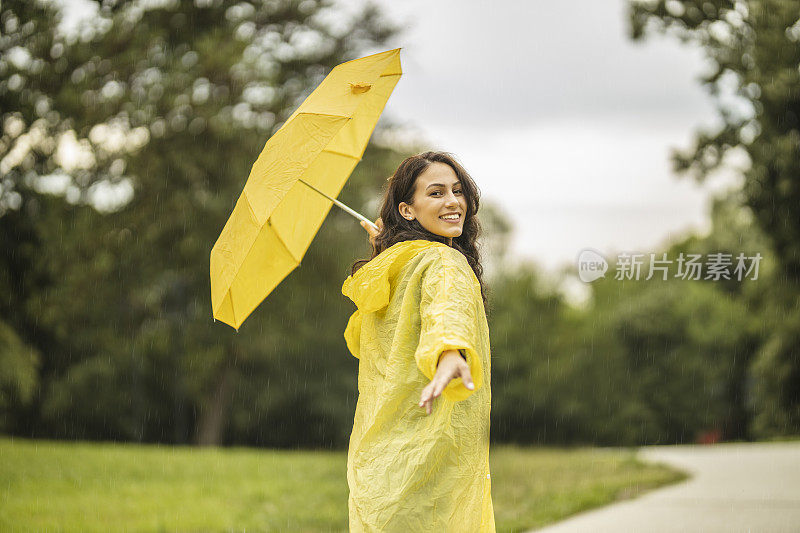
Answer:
[{"left": 440, "top": 214, "right": 460, "bottom": 220}]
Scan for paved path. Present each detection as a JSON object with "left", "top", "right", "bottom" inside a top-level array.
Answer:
[{"left": 530, "top": 441, "right": 800, "bottom": 533}]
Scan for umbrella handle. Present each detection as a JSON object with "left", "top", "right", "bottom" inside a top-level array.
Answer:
[{"left": 298, "top": 178, "right": 380, "bottom": 231}]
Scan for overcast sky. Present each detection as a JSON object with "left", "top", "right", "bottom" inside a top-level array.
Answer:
[{"left": 350, "top": 0, "right": 742, "bottom": 274}]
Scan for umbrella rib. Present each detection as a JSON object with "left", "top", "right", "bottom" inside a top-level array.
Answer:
[
  {"left": 322, "top": 148, "right": 360, "bottom": 160},
  {"left": 265, "top": 217, "right": 301, "bottom": 265},
  {"left": 242, "top": 193, "right": 300, "bottom": 273},
  {"left": 227, "top": 289, "right": 237, "bottom": 329}
]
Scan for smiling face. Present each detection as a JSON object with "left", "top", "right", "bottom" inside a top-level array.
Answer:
[{"left": 398, "top": 161, "right": 467, "bottom": 245}]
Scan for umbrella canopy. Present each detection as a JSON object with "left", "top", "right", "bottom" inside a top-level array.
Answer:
[{"left": 210, "top": 48, "right": 402, "bottom": 329}]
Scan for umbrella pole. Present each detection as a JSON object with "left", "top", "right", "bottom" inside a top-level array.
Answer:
[{"left": 297, "top": 178, "right": 379, "bottom": 231}]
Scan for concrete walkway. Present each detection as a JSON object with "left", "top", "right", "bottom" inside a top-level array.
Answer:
[{"left": 531, "top": 441, "right": 800, "bottom": 533}]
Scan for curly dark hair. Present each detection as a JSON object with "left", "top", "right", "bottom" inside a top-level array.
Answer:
[{"left": 350, "top": 151, "right": 488, "bottom": 308}]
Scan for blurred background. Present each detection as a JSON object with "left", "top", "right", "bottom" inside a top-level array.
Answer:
[{"left": 1, "top": 0, "right": 799, "bottom": 453}]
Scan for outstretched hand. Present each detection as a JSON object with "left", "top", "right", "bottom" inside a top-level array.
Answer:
[
  {"left": 418, "top": 350, "right": 475, "bottom": 415},
  {"left": 360, "top": 217, "right": 383, "bottom": 247}
]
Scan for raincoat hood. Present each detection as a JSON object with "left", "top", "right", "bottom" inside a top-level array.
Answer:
[{"left": 341, "top": 239, "right": 451, "bottom": 312}]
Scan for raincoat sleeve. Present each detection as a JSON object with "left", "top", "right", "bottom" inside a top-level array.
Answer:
[
  {"left": 414, "top": 248, "right": 484, "bottom": 402},
  {"left": 343, "top": 309, "right": 362, "bottom": 359}
]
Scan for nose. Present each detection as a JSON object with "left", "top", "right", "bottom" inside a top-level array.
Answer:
[{"left": 444, "top": 190, "right": 459, "bottom": 207}]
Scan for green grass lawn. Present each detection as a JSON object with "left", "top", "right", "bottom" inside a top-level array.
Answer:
[{"left": 0, "top": 437, "right": 686, "bottom": 532}]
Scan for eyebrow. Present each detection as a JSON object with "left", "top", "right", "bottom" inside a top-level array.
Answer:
[{"left": 426, "top": 181, "right": 461, "bottom": 190}]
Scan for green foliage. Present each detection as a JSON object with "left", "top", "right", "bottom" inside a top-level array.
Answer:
[
  {"left": 749, "top": 295, "right": 800, "bottom": 437},
  {"left": 0, "top": 0, "right": 403, "bottom": 446},
  {"left": 488, "top": 187, "right": 781, "bottom": 445},
  {"left": 628, "top": 0, "right": 800, "bottom": 277},
  {"left": 0, "top": 321, "right": 39, "bottom": 430},
  {"left": 628, "top": 0, "right": 800, "bottom": 438},
  {"left": 607, "top": 279, "right": 753, "bottom": 443},
  {"left": 2, "top": 0, "right": 798, "bottom": 449},
  {"left": 489, "top": 266, "right": 591, "bottom": 445}
]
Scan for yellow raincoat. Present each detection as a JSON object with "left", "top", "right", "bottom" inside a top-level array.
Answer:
[{"left": 342, "top": 239, "right": 495, "bottom": 532}]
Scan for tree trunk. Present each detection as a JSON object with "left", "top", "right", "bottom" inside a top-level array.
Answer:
[{"left": 195, "top": 361, "right": 235, "bottom": 447}]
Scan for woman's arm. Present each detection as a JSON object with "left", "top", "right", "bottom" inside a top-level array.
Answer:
[
  {"left": 360, "top": 217, "right": 382, "bottom": 247},
  {"left": 437, "top": 349, "right": 467, "bottom": 363},
  {"left": 413, "top": 246, "right": 484, "bottom": 412},
  {"left": 418, "top": 349, "right": 475, "bottom": 415}
]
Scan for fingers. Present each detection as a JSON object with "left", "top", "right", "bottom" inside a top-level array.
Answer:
[
  {"left": 419, "top": 384, "right": 431, "bottom": 414},
  {"left": 418, "top": 360, "right": 477, "bottom": 415},
  {"left": 420, "top": 394, "right": 432, "bottom": 414},
  {"left": 418, "top": 394, "right": 431, "bottom": 415},
  {"left": 419, "top": 380, "right": 443, "bottom": 415},
  {"left": 361, "top": 218, "right": 382, "bottom": 238},
  {"left": 432, "top": 377, "right": 446, "bottom": 398},
  {"left": 461, "top": 364, "right": 475, "bottom": 391},
  {"left": 361, "top": 219, "right": 379, "bottom": 247}
]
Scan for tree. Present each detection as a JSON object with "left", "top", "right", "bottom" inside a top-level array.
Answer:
[
  {"left": 628, "top": 0, "right": 800, "bottom": 437},
  {"left": 1, "top": 0, "right": 399, "bottom": 446},
  {"left": 628, "top": 0, "right": 800, "bottom": 279}
]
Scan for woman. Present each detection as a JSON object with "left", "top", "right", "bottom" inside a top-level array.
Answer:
[{"left": 341, "top": 151, "right": 495, "bottom": 531}]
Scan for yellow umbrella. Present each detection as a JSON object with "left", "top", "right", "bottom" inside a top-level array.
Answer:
[{"left": 210, "top": 48, "right": 402, "bottom": 330}]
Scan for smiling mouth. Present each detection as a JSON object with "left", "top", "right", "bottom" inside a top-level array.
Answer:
[{"left": 439, "top": 213, "right": 461, "bottom": 221}]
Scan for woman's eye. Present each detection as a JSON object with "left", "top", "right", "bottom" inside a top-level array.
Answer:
[{"left": 431, "top": 189, "right": 462, "bottom": 196}]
